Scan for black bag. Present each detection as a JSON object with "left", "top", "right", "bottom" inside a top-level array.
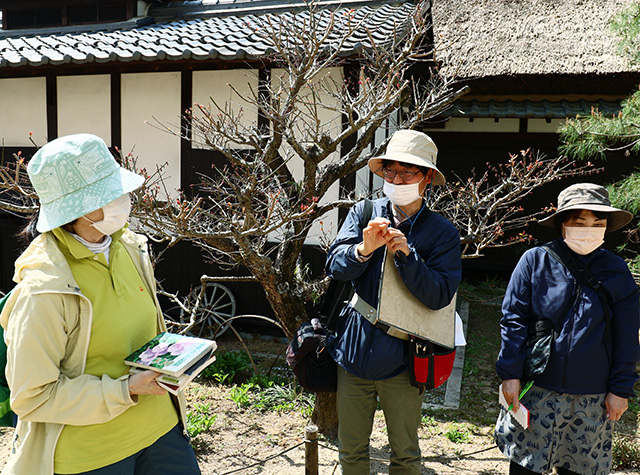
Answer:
[
  {"left": 286, "top": 318, "right": 337, "bottom": 392},
  {"left": 285, "top": 280, "right": 352, "bottom": 393},
  {"left": 523, "top": 240, "right": 612, "bottom": 379},
  {"left": 286, "top": 199, "right": 373, "bottom": 393},
  {"left": 523, "top": 319, "right": 555, "bottom": 378}
]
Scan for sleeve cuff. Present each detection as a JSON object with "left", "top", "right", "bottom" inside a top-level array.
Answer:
[{"left": 354, "top": 245, "right": 373, "bottom": 263}]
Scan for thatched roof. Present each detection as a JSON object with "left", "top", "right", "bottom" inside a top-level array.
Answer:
[{"left": 432, "top": 0, "right": 640, "bottom": 79}]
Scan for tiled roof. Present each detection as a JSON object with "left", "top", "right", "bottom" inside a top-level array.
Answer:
[
  {"left": 0, "top": 1, "right": 416, "bottom": 69},
  {"left": 440, "top": 99, "right": 623, "bottom": 119}
]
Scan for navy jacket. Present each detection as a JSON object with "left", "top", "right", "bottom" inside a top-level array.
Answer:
[
  {"left": 326, "top": 198, "right": 462, "bottom": 380},
  {"left": 496, "top": 239, "right": 640, "bottom": 398}
]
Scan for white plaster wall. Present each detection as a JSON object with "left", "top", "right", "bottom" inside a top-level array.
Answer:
[
  {"left": 527, "top": 118, "right": 565, "bottom": 133},
  {"left": 58, "top": 75, "right": 111, "bottom": 143},
  {"left": 192, "top": 69, "right": 259, "bottom": 149},
  {"left": 272, "top": 67, "right": 344, "bottom": 246},
  {"left": 0, "top": 77, "right": 47, "bottom": 146},
  {"left": 426, "top": 117, "right": 520, "bottom": 133},
  {"left": 121, "top": 72, "right": 181, "bottom": 196}
]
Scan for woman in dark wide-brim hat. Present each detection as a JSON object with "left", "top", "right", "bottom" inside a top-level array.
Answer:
[{"left": 495, "top": 183, "right": 640, "bottom": 475}]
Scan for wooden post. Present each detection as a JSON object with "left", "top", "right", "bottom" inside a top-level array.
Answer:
[{"left": 305, "top": 424, "right": 319, "bottom": 475}]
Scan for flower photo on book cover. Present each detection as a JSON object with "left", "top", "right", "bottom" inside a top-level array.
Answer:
[{"left": 129, "top": 333, "right": 199, "bottom": 370}]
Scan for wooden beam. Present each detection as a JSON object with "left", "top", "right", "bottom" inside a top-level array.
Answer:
[
  {"left": 46, "top": 74, "right": 58, "bottom": 142},
  {"left": 111, "top": 72, "right": 121, "bottom": 150},
  {"left": 180, "top": 68, "right": 193, "bottom": 194}
]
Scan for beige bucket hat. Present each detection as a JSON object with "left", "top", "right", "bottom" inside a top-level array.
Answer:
[
  {"left": 539, "top": 183, "right": 633, "bottom": 233},
  {"left": 368, "top": 130, "right": 446, "bottom": 185}
]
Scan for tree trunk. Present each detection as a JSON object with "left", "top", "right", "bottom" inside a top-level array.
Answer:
[{"left": 312, "top": 391, "right": 338, "bottom": 437}]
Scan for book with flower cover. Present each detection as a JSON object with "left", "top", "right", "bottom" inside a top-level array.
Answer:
[
  {"left": 124, "top": 332, "right": 217, "bottom": 377},
  {"left": 129, "top": 351, "right": 217, "bottom": 395}
]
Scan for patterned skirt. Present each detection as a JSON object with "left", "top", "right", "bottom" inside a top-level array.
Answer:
[{"left": 494, "top": 385, "right": 614, "bottom": 475}]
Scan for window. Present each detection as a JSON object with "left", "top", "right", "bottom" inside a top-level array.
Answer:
[{"left": 2, "top": 1, "right": 131, "bottom": 30}]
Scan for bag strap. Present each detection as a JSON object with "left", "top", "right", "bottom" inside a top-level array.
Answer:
[
  {"left": 323, "top": 199, "right": 374, "bottom": 332},
  {"left": 540, "top": 240, "right": 612, "bottom": 345}
]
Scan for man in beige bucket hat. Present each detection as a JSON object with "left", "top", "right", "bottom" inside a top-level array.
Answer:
[{"left": 325, "top": 129, "right": 461, "bottom": 474}]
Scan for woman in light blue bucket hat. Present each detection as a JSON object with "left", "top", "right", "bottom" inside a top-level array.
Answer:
[{"left": 0, "top": 134, "right": 200, "bottom": 475}]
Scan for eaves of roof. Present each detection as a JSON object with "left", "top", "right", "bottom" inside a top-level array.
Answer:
[
  {"left": 0, "top": 1, "right": 418, "bottom": 70},
  {"left": 151, "top": 0, "right": 413, "bottom": 21},
  {"left": 440, "top": 99, "right": 623, "bottom": 119}
]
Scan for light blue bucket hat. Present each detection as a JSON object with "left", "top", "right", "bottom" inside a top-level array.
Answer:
[{"left": 27, "top": 133, "right": 145, "bottom": 232}]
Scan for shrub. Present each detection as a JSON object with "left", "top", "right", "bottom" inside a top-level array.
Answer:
[{"left": 200, "top": 350, "right": 251, "bottom": 384}]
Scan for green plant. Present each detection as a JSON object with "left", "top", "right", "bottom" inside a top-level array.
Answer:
[
  {"left": 200, "top": 350, "right": 251, "bottom": 384},
  {"left": 227, "top": 377, "right": 315, "bottom": 413},
  {"left": 186, "top": 402, "right": 217, "bottom": 437},
  {"left": 445, "top": 423, "right": 470, "bottom": 444},
  {"left": 612, "top": 434, "right": 640, "bottom": 470},
  {"left": 228, "top": 383, "right": 254, "bottom": 408}
]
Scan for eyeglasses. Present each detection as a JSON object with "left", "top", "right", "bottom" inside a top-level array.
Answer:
[{"left": 381, "top": 168, "right": 423, "bottom": 182}]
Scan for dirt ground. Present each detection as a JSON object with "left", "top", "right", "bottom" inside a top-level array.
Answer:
[
  {"left": 0, "top": 300, "right": 639, "bottom": 474},
  {"left": 0, "top": 385, "right": 512, "bottom": 475}
]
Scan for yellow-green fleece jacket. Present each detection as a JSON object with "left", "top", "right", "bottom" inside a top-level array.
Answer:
[{"left": 0, "top": 229, "right": 188, "bottom": 475}]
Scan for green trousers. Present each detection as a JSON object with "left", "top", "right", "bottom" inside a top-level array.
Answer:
[{"left": 336, "top": 366, "right": 423, "bottom": 474}]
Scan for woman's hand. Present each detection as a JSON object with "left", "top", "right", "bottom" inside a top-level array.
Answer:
[
  {"left": 128, "top": 370, "right": 167, "bottom": 396},
  {"left": 357, "top": 217, "right": 391, "bottom": 256},
  {"left": 501, "top": 379, "right": 522, "bottom": 411},
  {"left": 605, "top": 393, "right": 628, "bottom": 421},
  {"left": 384, "top": 227, "right": 410, "bottom": 256}
]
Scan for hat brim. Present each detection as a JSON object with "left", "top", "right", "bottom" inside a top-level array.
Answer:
[
  {"left": 368, "top": 154, "right": 445, "bottom": 185},
  {"left": 36, "top": 167, "right": 144, "bottom": 232},
  {"left": 538, "top": 204, "right": 633, "bottom": 233}
]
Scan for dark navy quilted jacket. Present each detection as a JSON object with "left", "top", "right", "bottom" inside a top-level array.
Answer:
[
  {"left": 326, "top": 198, "right": 462, "bottom": 380},
  {"left": 496, "top": 238, "right": 640, "bottom": 398}
]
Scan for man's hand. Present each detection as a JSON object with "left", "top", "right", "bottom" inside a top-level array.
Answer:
[
  {"left": 384, "top": 227, "right": 410, "bottom": 256},
  {"left": 358, "top": 217, "right": 391, "bottom": 256}
]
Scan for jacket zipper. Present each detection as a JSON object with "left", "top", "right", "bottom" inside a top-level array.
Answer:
[{"left": 559, "top": 281, "right": 580, "bottom": 393}]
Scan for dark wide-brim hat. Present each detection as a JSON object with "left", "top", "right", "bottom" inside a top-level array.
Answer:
[{"left": 539, "top": 183, "right": 633, "bottom": 233}]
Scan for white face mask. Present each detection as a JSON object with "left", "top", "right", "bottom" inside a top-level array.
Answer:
[
  {"left": 563, "top": 226, "right": 606, "bottom": 255},
  {"left": 83, "top": 194, "right": 131, "bottom": 236},
  {"left": 383, "top": 180, "right": 424, "bottom": 207}
]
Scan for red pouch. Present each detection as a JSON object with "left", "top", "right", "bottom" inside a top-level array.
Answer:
[{"left": 409, "top": 337, "right": 456, "bottom": 392}]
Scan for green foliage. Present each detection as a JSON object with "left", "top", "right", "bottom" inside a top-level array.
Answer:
[
  {"left": 228, "top": 383, "right": 254, "bottom": 408},
  {"left": 606, "top": 172, "right": 640, "bottom": 215},
  {"left": 445, "top": 423, "right": 470, "bottom": 444},
  {"left": 227, "top": 375, "right": 315, "bottom": 413},
  {"left": 558, "top": 89, "right": 640, "bottom": 161},
  {"left": 611, "top": 2, "right": 640, "bottom": 64},
  {"left": 200, "top": 350, "right": 251, "bottom": 384},
  {"left": 612, "top": 434, "right": 640, "bottom": 470},
  {"left": 186, "top": 402, "right": 217, "bottom": 437}
]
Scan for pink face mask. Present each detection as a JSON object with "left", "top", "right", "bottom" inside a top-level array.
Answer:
[{"left": 562, "top": 226, "right": 606, "bottom": 255}]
